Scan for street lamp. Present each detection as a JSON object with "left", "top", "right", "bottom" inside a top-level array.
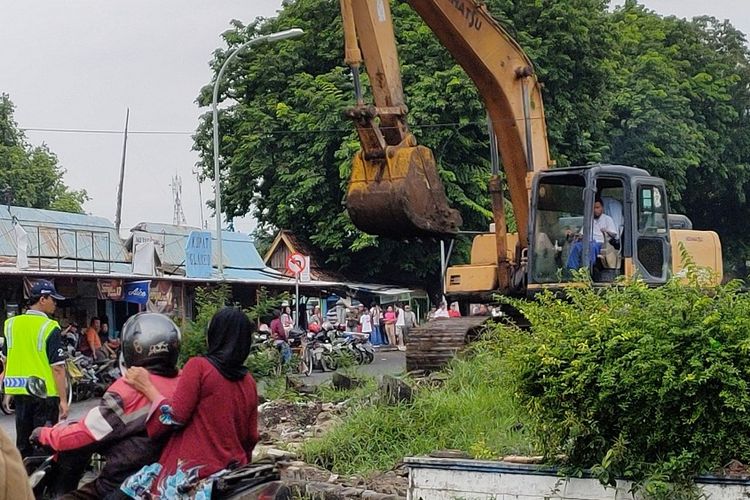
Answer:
[{"left": 212, "top": 28, "right": 304, "bottom": 277}]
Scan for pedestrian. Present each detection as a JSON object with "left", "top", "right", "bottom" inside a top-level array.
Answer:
[
  {"left": 308, "top": 305, "right": 322, "bottom": 327},
  {"left": 384, "top": 305, "right": 397, "bottom": 346},
  {"left": 280, "top": 304, "right": 294, "bottom": 334},
  {"left": 369, "top": 303, "right": 384, "bottom": 346},
  {"left": 427, "top": 306, "right": 437, "bottom": 321},
  {"left": 270, "top": 310, "right": 291, "bottom": 364},
  {"left": 395, "top": 303, "right": 406, "bottom": 351},
  {"left": 359, "top": 306, "right": 373, "bottom": 339},
  {"left": 2, "top": 279, "right": 68, "bottom": 457},
  {"left": 449, "top": 302, "right": 462, "bottom": 318},
  {"left": 122, "top": 307, "right": 259, "bottom": 498},
  {"left": 402, "top": 305, "right": 418, "bottom": 343},
  {"left": 84, "top": 317, "right": 105, "bottom": 361},
  {"left": 434, "top": 302, "right": 450, "bottom": 319}
]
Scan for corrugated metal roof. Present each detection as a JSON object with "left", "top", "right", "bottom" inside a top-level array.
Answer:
[
  {"left": 129, "top": 222, "right": 270, "bottom": 272},
  {"left": 0, "top": 205, "right": 128, "bottom": 272}
]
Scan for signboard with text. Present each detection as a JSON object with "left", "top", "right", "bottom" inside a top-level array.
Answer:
[
  {"left": 185, "top": 231, "right": 212, "bottom": 278},
  {"left": 97, "top": 279, "right": 124, "bottom": 300},
  {"left": 124, "top": 281, "right": 150, "bottom": 305},
  {"left": 300, "top": 256, "right": 311, "bottom": 282}
]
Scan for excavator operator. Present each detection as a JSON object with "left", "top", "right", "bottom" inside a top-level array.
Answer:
[{"left": 566, "top": 198, "right": 618, "bottom": 270}]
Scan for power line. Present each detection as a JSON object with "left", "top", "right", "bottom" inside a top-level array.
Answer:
[
  {"left": 21, "top": 127, "right": 192, "bottom": 135},
  {"left": 19, "top": 116, "right": 543, "bottom": 137}
]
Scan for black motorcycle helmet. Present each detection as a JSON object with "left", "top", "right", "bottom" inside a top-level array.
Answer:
[{"left": 121, "top": 313, "right": 181, "bottom": 377}]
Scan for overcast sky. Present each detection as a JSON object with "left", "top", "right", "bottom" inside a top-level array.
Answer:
[{"left": 1, "top": 1, "right": 747, "bottom": 236}]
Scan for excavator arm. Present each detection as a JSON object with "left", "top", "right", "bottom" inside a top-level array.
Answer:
[
  {"left": 340, "top": 0, "right": 553, "bottom": 290},
  {"left": 341, "top": 0, "right": 462, "bottom": 238}
]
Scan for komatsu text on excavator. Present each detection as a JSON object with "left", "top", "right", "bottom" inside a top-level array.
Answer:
[{"left": 338, "top": 0, "right": 723, "bottom": 370}]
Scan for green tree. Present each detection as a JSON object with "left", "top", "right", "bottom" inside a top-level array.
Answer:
[
  {"left": 193, "top": 0, "right": 616, "bottom": 289},
  {"left": 606, "top": 2, "right": 750, "bottom": 276},
  {"left": 0, "top": 94, "right": 88, "bottom": 213}
]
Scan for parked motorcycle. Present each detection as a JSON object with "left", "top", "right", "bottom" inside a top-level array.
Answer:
[
  {"left": 303, "top": 329, "right": 339, "bottom": 376},
  {"left": 65, "top": 346, "right": 119, "bottom": 402},
  {"left": 340, "top": 333, "right": 375, "bottom": 365}
]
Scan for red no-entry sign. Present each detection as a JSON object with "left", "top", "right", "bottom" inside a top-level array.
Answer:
[{"left": 286, "top": 252, "right": 306, "bottom": 275}]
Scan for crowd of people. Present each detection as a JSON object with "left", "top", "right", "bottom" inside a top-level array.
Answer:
[
  {"left": 61, "top": 315, "right": 121, "bottom": 363},
  {"left": 0, "top": 279, "right": 260, "bottom": 499},
  {"left": 306, "top": 302, "right": 418, "bottom": 351}
]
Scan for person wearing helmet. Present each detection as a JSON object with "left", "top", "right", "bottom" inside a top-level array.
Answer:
[
  {"left": 30, "top": 313, "right": 182, "bottom": 499},
  {"left": 121, "top": 307, "right": 258, "bottom": 497}
]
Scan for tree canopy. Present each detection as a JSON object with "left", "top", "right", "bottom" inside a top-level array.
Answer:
[
  {"left": 193, "top": 0, "right": 750, "bottom": 286},
  {"left": 0, "top": 94, "right": 87, "bottom": 214}
]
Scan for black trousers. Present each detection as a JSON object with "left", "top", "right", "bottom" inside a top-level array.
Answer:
[{"left": 14, "top": 394, "right": 59, "bottom": 457}]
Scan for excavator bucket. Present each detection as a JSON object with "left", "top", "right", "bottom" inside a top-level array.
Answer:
[{"left": 346, "top": 145, "right": 462, "bottom": 238}]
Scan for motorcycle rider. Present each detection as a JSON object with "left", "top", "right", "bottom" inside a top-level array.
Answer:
[{"left": 30, "top": 313, "right": 182, "bottom": 499}]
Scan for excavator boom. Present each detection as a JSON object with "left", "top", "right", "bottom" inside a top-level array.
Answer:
[{"left": 340, "top": 0, "right": 553, "bottom": 248}]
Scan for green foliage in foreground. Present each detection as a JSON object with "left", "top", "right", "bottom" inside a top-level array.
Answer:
[
  {"left": 506, "top": 272, "right": 750, "bottom": 498},
  {"left": 302, "top": 266, "right": 750, "bottom": 498},
  {"left": 302, "top": 342, "right": 534, "bottom": 475}
]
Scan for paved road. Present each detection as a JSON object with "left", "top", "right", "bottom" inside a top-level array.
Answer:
[
  {"left": 0, "top": 350, "right": 405, "bottom": 442},
  {"left": 305, "top": 348, "right": 405, "bottom": 385}
]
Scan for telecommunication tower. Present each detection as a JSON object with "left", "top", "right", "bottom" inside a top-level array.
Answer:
[{"left": 171, "top": 174, "right": 187, "bottom": 226}]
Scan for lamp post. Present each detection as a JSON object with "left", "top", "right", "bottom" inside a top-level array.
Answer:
[{"left": 212, "top": 28, "right": 304, "bottom": 277}]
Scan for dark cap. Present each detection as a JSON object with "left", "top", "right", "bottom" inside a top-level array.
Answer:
[{"left": 30, "top": 280, "right": 65, "bottom": 301}]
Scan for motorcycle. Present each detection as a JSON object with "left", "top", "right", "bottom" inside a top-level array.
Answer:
[
  {"left": 342, "top": 332, "right": 375, "bottom": 365},
  {"left": 303, "top": 330, "right": 338, "bottom": 376},
  {"left": 25, "top": 376, "right": 290, "bottom": 500},
  {"left": 64, "top": 342, "right": 120, "bottom": 402}
]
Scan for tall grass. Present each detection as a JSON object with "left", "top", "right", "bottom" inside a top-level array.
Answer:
[{"left": 302, "top": 333, "right": 534, "bottom": 475}]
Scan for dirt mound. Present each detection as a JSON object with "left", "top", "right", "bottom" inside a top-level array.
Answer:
[{"left": 259, "top": 400, "right": 322, "bottom": 428}]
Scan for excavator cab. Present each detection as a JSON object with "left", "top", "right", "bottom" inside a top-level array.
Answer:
[{"left": 528, "top": 165, "right": 674, "bottom": 289}]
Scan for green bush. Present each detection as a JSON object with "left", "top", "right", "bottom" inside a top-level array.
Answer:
[
  {"left": 179, "top": 285, "right": 232, "bottom": 365},
  {"left": 504, "top": 271, "right": 750, "bottom": 497}
]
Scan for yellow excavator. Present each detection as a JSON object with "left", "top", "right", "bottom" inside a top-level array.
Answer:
[{"left": 339, "top": 0, "right": 723, "bottom": 371}]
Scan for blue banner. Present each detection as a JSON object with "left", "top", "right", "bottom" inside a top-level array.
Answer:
[
  {"left": 124, "top": 280, "right": 150, "bottom": 305},
  {"left": 185, "top": 231, "right": 212, "bottom": 279}
]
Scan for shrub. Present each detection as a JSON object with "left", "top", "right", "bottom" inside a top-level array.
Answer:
[
  {"left": 179, "top": 285, "right": 232, "bottom": 365},
  {"left": 504, "top": 272, "right": 750, "bottom": 497}
]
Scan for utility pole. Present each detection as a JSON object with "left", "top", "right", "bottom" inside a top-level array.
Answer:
[{"left": 114, "top": 108, "right": 129, "bottom": 234}]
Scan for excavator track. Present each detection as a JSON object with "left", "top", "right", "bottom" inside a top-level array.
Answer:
[{"left": 405, "top": 316, "right": 489, "bottom": 373}]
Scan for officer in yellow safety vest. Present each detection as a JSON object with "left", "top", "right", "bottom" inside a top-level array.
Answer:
[{"left": 2, "top": 279, "right": 68, "bottom": 457}]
